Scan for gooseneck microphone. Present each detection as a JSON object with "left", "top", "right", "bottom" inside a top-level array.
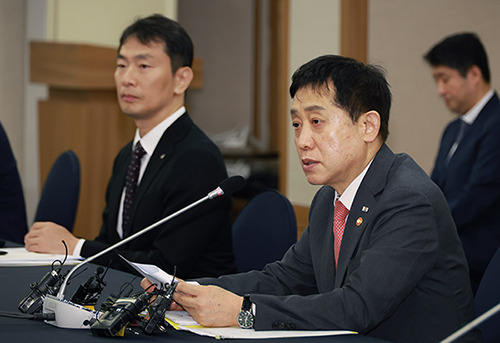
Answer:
[{"left": 43, "top": 176, "right": 245, "bottom": 328}]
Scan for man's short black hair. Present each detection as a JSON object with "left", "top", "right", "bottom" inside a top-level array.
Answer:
[
  {"left": 290, "top": 55, "right": 391, "bottom": 142},
  {"left": 118, "top": 14, "right": 193, "bottom": 72},
  {"left": 424, "top": 32, "right": 490, "bottom": 83}
]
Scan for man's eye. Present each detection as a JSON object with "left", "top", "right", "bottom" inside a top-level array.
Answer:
[
  {"left": 140, "top": 64, "right": 151, "bottom": 69},
  {"left": 312, "top": 119, "right": 322, "bottom": 125},
  {"left": 292, "top": 122, "right": 300, "bottom": 129}
]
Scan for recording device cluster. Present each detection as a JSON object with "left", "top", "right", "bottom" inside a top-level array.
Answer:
[
  {"left": 90, "top": 269, "right": 177, "bottom": 336},
  {"left": 18, "top": 252, "right": 70, "bottom": 315},
  {"left": 14, "top": 176, "right": 246, "bottom": 336},
  {"left": 89, "top": 280, "right": 177, "bottom": 337},
  {"left": 18, "top": 265, "right": 66, "bottom": 314},
  {"left": 71, "top": 266, "right": 108, "bottom": 307},
  {"left": 18, "top": 261, "right": 178, "bottom": 337}
]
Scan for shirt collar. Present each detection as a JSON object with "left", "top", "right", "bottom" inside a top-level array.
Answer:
[
  {"left": 462, "top": 89, "right": 494, "bottom": 125},
  {"left": 335, "top": 159, "right": 374, "bottom": 211},
  {"left": 132, "top": 106, "right": 186, "bottom": 155}
]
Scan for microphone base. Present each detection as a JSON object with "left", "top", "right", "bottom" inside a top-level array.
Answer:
[{"left": 43, "top": 295, "right": 96, "bottom": 329}]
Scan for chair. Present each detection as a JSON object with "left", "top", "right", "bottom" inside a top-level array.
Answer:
[
  {"left": 34, "top": 150, "right": 80, "bottom": 232},
  {"left": 474, "top": 247, "right": 500, "bottom": 343},
  {"left": 232, "top": 189, "right": 297, "bottom": 273}
]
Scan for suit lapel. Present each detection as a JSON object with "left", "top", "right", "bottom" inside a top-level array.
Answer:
[
  {"left": 334, "top": 144, "right": 394, "bottom": 287},
  {"left": 107, "top": 142, "right": 133, "bottom": 239},
  {"left": 314, "top": 186, "right": 336, "bottom": 290},
  {"left": 123, "top": 113, "right": 192, "bottom": 234},
  {"left": 448, "top": 92, "right": 499, "bottom": 168}
]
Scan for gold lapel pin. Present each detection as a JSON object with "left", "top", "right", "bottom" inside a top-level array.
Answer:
[
  {"left": 356, "top": 217, "right": 363, "bottom": 226},
  {"left": 160, "top": 154, "right": 166, "bottom": 159}
]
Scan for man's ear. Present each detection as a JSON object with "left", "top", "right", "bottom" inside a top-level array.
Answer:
[
  {"left": 359, "top": 110, "right": 381, "bottom": 143},
  {"left": 466, "top": 65, "right": 483, "bottom": 85},
  {"left": 174, "top": 66, "right": 194, "bottom": 95}
]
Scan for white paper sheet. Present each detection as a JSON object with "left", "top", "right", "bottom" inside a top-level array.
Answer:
[
  {"left": 0, "top": 247, "right": 84, "bottom": 266},
  {"left": 165, "top": 311, "right": 356, "bottom": 339},
  {"left": 119, "top": 255, "right": 175, "bottom": 287}
]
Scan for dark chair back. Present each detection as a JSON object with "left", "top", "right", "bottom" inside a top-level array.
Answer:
[
  {"left": 232, "top": 190, "right": 297, "bottom": 273},
  {"left": 34, "top": 150, "right": 80, "bottom": 232},
  {"left": 474, "top": 247, "right": 500, "bottom": 343}
]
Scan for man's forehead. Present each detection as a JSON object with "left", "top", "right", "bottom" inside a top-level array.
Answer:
[
  {"left": 292, "top": 84, "right": 335, "bottom": 104},
  {"left": 432, "top": 65, "right": 459, "bottom": 77},
  {"left": 299, "top": 82, "right": 335, "bottom": 96},
  {"left": 118, "top": 36, "right": 166, "bottom": 55}
]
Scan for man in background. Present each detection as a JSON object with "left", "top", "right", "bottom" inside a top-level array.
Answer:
[
  {"left": 25, "top": 14, "right": 236, "bottom": 280},
  {"left": 145, "top": 55, "right": 480, "bottom": 343},
  {"left": 424, "top": 32, "right": 500, "bottom": 293}
]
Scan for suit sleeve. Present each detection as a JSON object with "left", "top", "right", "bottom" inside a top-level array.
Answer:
[{"left": 200, "top": 186, "right": 441, "bottom": 333}]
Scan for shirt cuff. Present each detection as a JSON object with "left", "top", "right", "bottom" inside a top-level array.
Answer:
[{"left": 72, "top": 238, "right": 86, "bottom": 257}]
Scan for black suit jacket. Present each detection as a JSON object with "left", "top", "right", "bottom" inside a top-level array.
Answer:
[
  {"left": 0, "top": 122, "right": 28, "bottom": 244},
  {"left": 200, "top": 144, "right": 480, "bottom": 343},
  {"left": 81, "top": 113, "right": 236, "bottom": 279},
  {"left": 432, "top": 92, "right": 500, "bottom": 290}
]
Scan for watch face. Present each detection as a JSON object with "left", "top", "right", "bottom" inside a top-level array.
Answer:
[{"left": 237, "top": 311, "right": 254, "bottom": 329}]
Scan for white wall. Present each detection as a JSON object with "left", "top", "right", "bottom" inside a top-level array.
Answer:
[
  {"left": 47, "top": 0, "right": 177, "bottom": 47},
  {"left": 24, "top": 0, "right": 48, "bottom": 223},
  {"left": 177, "top": 0, "right": 254, "bottom": 136},
  {"left": 286, "top": 0, "right": 341, "bottom": 206}
]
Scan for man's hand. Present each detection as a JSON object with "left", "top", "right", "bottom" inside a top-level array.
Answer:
[
  {"left": 173, "top": 282, "right": 242, "bottom": 327},
  {"left": 24, "top": 222, "right": 79, "bottom": 255},
  {"left": 140, "top": 277, "right": 185, "bottom": 311}
]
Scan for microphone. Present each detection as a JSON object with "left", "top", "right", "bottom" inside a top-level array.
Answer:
[
  {"left": 42, "top": 176, "right": 245, "bottom": 329},
  {"left": 209, "top": 175, "right": 246, "bottom": 199}
]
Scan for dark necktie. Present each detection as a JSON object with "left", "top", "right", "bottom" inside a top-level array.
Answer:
[
  {"left": 122, "top": 141, "right": 146, "bottom": 236},
  {"left": 333, "top": 200, "right": 349, "bottom": 268},
  {"left": 445, "top": 120, "right": 469, "bottom": 165}
]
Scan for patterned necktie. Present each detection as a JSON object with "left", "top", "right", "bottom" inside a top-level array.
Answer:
[
  {"left": 122, "top": 141, "right": 146, "bottom": 237},
  {"left": 333, "top": 200, "right": 349, "bottom": 268}
]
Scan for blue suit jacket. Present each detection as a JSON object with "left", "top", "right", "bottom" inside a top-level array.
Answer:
[
  {"left": 0, "top": 122, "right": 27, "bottom": 244},
  {"left": 432, "top": 92, "right": 500, "bottom": 290},
  {"left": 81, "top": 114, "right": 236, "bottom": 279},
  {"left": 200, "top": 144, "right": 480, "bottom": 343}
]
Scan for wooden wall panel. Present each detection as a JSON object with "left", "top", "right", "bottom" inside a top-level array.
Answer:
[{"left": 38, "top": 92, "right": 135, "bottom": 239}]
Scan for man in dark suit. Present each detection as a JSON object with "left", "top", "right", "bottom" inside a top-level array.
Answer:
[
  {"left": 24, "top": 14, "right": 236, "bottom": 280},
  {"left": 154, "top": 55, "right": 480, "bottom": 342},
  {"left": 424, "top": 32, "right": 500, "bottom": 293},
  {"left": 0, "top": 121, "right": 28, "bottom": 244}
]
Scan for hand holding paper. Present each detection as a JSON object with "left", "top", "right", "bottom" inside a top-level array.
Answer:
[{"left": 174, "top": 282, "right": 242, "bottom": 328}]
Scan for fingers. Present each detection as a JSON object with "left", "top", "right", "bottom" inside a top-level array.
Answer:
[
  {"left": 169, "top": 300, "right": 184, "bottom": 311},
  {"left": 30, "top": 222, "right": 47, "bottom": 231},
  {"left": 141, "top": 278, "right": 152, "bottom": 290},
  {"left": 23, "top": 222, "right": 76, "bottom": 254},
  {"left": 140, "top": 278, "right": 159, "bottom": 292},
  {"left": 175, "top": 281, "right": 200, "bottom": 295}
]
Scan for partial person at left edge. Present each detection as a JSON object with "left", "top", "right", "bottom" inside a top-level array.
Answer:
[
  {"left": 0, "top": 121, "right": 28, "bottom": 245},
  {"left": 24, "top": 14, "right": 237, "bottom": 280}
]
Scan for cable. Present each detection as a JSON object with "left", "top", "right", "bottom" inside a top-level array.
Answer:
[{"left": 0, "top": 310, "right": 55, "bottom": 321}]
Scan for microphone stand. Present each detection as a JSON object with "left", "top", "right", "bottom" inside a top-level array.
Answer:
[
  {"left": 56, "top": 186, "right": 223, "bottom": 299},
  {"left": 439, "top": 302, "right": 500, "bottom": 343},
  {"left": 43, "top": 184, "right": 229, "bottom": 329}
]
